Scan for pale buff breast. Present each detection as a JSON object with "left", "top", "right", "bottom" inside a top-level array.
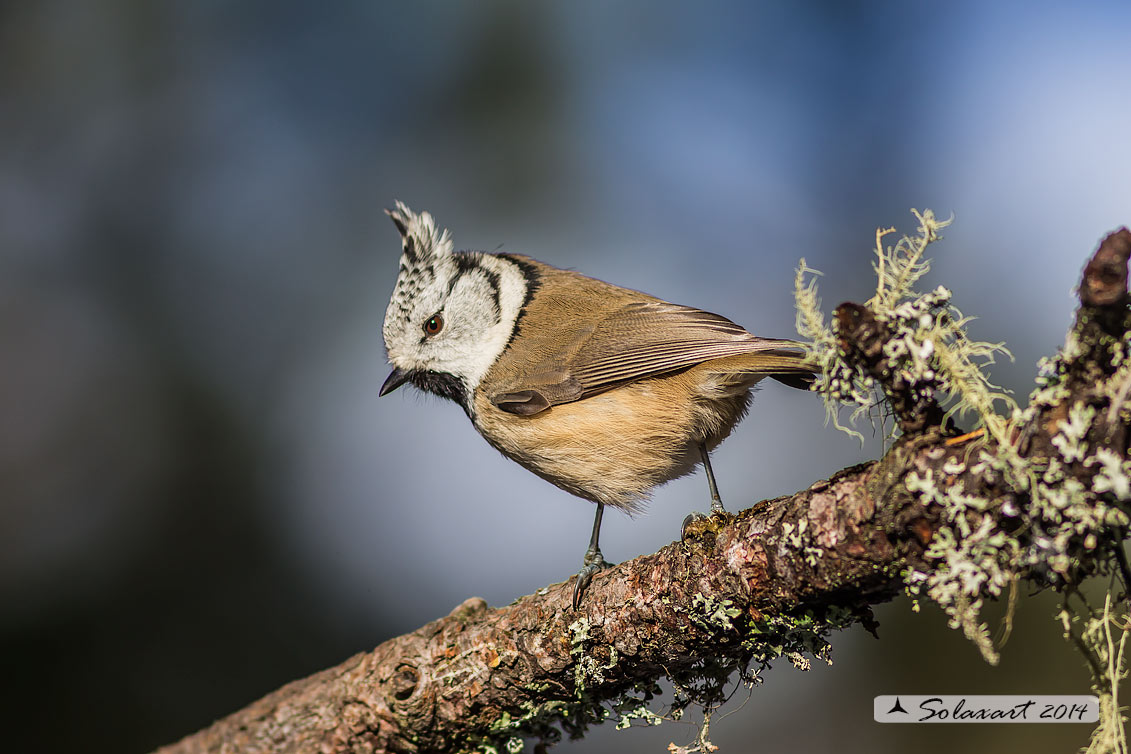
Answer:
[{"left": 471, "top": 366, "right": 761, "bottom": 511}]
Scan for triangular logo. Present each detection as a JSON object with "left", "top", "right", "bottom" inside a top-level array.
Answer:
[{"left": 887, "top": 697, "right": 909, "bottom": 714}]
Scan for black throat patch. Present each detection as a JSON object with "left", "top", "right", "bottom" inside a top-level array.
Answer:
[{"left": 409, "top": 370, "right": 470, "bottom": 414}]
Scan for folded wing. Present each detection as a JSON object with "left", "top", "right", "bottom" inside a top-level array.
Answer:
[{"left": 491, "top": 300, "right": 812, "bottom": 415}]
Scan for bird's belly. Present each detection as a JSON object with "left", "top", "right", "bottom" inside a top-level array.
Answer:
[{"left": 473, "top": 372, "right": 752, "bottom": 511}]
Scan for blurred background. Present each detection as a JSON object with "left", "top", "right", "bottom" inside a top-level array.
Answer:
[{"left": 2, "top": 1, "right": 1129, "bottom": 752}]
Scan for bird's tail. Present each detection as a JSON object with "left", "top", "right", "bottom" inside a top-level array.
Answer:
[{"left": 704, "top": 344, "right": 816, "bottom": 391}]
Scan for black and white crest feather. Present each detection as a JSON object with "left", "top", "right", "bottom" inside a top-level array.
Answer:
[{"left": 381, "top": 202, "right": 530, "bottom": 413}]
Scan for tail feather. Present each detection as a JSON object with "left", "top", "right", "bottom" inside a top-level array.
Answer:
[{"left": 703, "top": 349, "right": 816, "bottom": 391}]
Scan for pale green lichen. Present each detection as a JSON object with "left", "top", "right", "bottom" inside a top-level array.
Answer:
[
  {"left": 690, "top": 594, "right": 742, "bottom": 634},
  {"left": 1012, "top": 352, "right": 1131, "bottom": 577},
  {"left": 613, "top": 701, "right": 664, "bottom": 731},
  {"left": 1051, "top": 402, "right": 1097, "bottom": 463},
  {"left": 797, "top": 210, "right": 1019, "bottom": 663},
  {"left": 795, "top": 209, "right": 1015, "bottom": 444},
  {"left": 779, "top": 520, "right": 804, "bottom": 550},
  {"left": 904, "top": 463, "right": 1018, "bottom": 664},
  {"left": 794, "top": 260, "right": 877, "bottom": 439},
  {"left": 567, "top": 616, "right": 591, "bottom": 650},
  {"left": 901, "top": 286, "right": 1130, "bottom": 662},
  {"left": 470, "top": 618, "right": 620, "bottom": 753},
  {"left": 796, "top": 210, "right": 1131, "bottom": 748},
  {"left": 740, "top": 609, "right": 849, "bottom": 670},
  {"left": 568, "top": 616, "right": 619, "bottom": 696},
  {"left": 657, "top": 604, "right": 852, "bottom": 753},
  {"left": 474, "top": 690, "right": 610, "bottom": 753},
  {"left": 1062, "top": 593, "right": 1131, "bottom": 754},
  {"left": 1089, "top": 448, "right": 1131, "bottom": 501}
]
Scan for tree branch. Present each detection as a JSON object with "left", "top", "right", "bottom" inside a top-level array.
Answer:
[{"left": 156, "top": 228, "right": 1131, "bottom": 754}]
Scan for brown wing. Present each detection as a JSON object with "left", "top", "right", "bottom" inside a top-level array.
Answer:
[
  {"left": 491, "top": 299, "right": 810, "bottom": 414},
  {"left": 568, "top": 301, "right": 805, "bottom": 392}
]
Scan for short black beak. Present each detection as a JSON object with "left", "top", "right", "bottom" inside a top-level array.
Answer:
[{"left": 379, "top": 366, "right": 412, "bottom": 396}]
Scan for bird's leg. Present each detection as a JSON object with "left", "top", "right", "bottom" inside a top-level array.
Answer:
[
  {"left": 681, "top": 443, "right": 729, "bottom": 541},
  {"left": 699, "top": 443, "right": 726, "bottom": 514},
  {"left": 572, "top": 502, "right": 613, "bottom": 610}
]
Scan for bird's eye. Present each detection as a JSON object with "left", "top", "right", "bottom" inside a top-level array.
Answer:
[{"left": 423, "top": 313, "right": 444, "bottom": 337}]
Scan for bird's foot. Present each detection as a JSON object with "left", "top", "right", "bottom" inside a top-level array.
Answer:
[{"left": 571, "top": 548, "right": 613, "bottom": 610}]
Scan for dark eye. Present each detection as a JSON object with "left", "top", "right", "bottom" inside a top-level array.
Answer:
[{"left": 423, "top": 313, "right": 444, "bottom": 337}]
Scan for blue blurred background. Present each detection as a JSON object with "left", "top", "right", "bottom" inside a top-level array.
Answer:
[{"left": 2, "top": 2, "right": 1129, "bottom": 752}]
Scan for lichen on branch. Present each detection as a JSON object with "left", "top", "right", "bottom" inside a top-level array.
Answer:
[
  {"left": 797, "top": 216, "right": 1131, "bottom": 750},
  {"left": 795, "top": 209, "right": 1015, "bottom": 442}
]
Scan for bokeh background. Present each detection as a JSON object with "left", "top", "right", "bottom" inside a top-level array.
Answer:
[{"left": 3, "top": 2, "right": 1130, "bottom": 752}]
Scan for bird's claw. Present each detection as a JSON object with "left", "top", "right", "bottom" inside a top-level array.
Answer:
[{"left": 571, "top": 549, "right": 612, "bottom": 610}]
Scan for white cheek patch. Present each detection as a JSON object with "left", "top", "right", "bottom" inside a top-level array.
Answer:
[
  {"left": 381, "top": 235, "right": 529, "bottom": 410},
  {"left": 442, "top": 256, "right": 527, "bottom": 393}
]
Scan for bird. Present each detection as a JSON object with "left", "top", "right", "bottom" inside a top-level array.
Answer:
[{"left": 378, "top": 202, "right": 813, "bottom": 608}]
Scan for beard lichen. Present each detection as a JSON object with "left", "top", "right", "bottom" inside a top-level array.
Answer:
[
  {"left": 795, "top": 209, "right": 1015, "bottom": 443},
  {"left": 1067, "top": 592, "right": 1131, "bottom": 754},
  {"left": 795, "top": 211, "right": 1131, "bottom": 751},
  {"left": 795, "top": 210, "right": 1020, "bottom": 662}
]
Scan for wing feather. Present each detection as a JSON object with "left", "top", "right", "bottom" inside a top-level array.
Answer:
[
  {"left": 489, "top": 294, "right": 812, "bottom": 415},
  {"left": 568, "top": 301, "right": 808, "bottom": 396}
]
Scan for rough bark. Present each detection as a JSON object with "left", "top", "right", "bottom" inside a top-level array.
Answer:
[{"left": 156, "top": 228, "right": 1131, "bottom": 754}]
